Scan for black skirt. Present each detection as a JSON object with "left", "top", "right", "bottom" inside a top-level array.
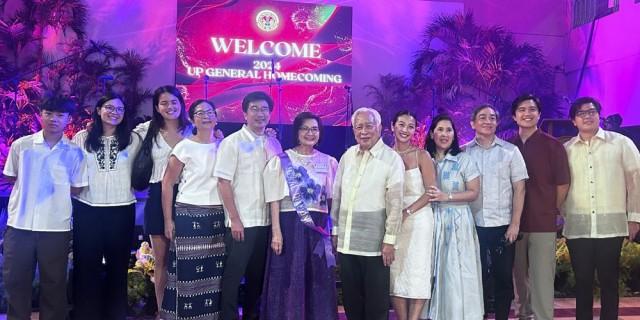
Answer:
[{"left": 143, "top": 182, "right": 178, "bottom": 235}]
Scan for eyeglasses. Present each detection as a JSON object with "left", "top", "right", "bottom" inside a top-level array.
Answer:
[
  {"left": 103, "top": 105, "right": 125, "bottom": 114},
  {"left": 299, "top": 126, "right": 319, "bottom": 133},
  {"left": 194, "top": 110, "right": 216, "bottom": 118},
  {"left": 248, "top": 105, "right": 271, "bottom": 113},
  {"left": 575, "top": 108, "right": 599, "bottom": 119}
]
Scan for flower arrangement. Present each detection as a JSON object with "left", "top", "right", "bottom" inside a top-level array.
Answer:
[
  {"left": 127, "top": 241, "right": 157, "bottom": 316},
  {"left": 133, "top": 241, "right": 155, "bottom": 278}
]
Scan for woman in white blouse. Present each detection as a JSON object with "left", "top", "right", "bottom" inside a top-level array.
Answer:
[
  {"left": 133, "top": 85, "right": 192, "bottom": 311},
  {"left": 159, "top": 99, "right": 226, "bottom": 319},
  {"left": 71, "top": 93, "right": 141, "bottom": 319}
]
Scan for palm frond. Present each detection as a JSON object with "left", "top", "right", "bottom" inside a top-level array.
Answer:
[
  {"left": 406, "top": 11, "right": 561, "bottom": 137},
  {"left": 112, "top": 50, "right": 150, "bottom": 87}
]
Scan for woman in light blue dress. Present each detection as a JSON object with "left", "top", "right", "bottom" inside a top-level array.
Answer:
[{"left": 422, "top": 114, "right": 484, "bottom": 320}]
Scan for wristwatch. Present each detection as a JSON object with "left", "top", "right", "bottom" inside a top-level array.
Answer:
[{"left": 448, "top": 192, "right": 453, "bottom": 201}]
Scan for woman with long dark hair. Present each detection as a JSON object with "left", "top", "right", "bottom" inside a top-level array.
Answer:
[
  {"left": 422, "top": 114, "right": 483, "bottom": 320},
  {"left": 133, "top": 85, "right": 191, "bottom": 311},
  {"left": 389, "top": 110, "right": 437, "bottom": 320},
  {"left": 261, "top": 112, "right": 339, "bottom": 320},
  {"left": 71, "top": 93, "right": 140, "bottom": 319},
  {"left": 159, "top": 100, "right": 226, "bottom": 319}
]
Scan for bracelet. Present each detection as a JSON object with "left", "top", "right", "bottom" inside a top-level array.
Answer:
[
  {"left": 405, "top": 208, "right": 413, "bottom": 215},
  {"left": 448, "top": 192, "right": 453, "bottom": 201}
]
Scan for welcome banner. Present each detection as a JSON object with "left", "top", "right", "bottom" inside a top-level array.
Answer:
[{"left": 176, "top": 0, "right": 353, "bottom": 125}]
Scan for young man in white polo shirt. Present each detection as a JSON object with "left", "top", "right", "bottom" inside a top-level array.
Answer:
[
  {"left": 214, "top": 91, "right": 282, "bottom": 320},
  {"left": 2, "top": 96, "right": 87, "bottom": 320}
]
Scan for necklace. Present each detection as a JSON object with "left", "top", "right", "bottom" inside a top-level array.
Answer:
[{"left": 394, "top": 146, "right": 414, "bottom": 155}]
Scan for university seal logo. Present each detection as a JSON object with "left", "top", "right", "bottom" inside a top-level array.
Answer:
[{"left": 256, "top": 9, "right": 279, "bottom": 32}]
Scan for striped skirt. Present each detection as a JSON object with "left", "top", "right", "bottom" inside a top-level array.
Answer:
[{"left": 160, "top": 204, "right": 226, "bottom": 320}]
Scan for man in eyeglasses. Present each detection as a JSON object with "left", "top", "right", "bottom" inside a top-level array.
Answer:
[
  {"left": 214, "top": 91, "right": 283, "bottom": 320},
  {"left": 563, "top": 96, "right": 640, "bottom": 320},
  {"left": 464, "top": 104, "right": 528, "bottom": 320}
]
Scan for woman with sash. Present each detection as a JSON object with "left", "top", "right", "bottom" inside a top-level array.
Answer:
[
  {"left": 159, "top": 100, "right": 226, "bottom": 319},
  {"left": 261, "top": 112, "right": 339, "bottom": 320}
]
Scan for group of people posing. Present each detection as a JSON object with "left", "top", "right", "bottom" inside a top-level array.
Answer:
[{"left": 2, "top": 86, "right": 639, "bottom": 320}]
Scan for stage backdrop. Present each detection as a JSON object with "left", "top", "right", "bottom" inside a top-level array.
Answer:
[{"left": 176, "top": 0, "right": 352, "bottom": 125}]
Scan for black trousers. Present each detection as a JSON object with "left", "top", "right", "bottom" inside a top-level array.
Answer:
[
  {"left": 339, "top": 253, "right": 390, "bottom": 320},
  {"left": 3, "top": 227, "right": 71, "bottom": 320},
  {"left": 221, "top": 226, "right": 269, "bottom": 320},
  {"left": 566, "top": 237, "right": 624, "bottom": 320},
  {"left": 71, "top": 200, "right": 135, "bottom": 320},
  {"left": 477, "top": 225, "right": 515, "bottom": 320}
]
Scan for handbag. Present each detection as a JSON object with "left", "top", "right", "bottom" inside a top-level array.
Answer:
[{"left": 131, "top": 130, "right": 155, "bottom": 190}]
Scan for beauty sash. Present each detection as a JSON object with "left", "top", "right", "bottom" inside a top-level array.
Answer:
[{"left": 278, "top": 152, "right": 336, "bottom": 267}]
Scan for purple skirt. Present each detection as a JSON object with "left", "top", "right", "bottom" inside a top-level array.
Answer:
[{"left": 260, "top": 210, "right": 337, "bottom": 320}]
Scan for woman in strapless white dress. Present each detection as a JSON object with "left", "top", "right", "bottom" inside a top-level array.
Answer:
[{"left": 389, "top": 111, "right": 437, "bottom": 320}]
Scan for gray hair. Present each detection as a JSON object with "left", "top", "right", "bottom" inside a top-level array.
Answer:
[{"left": 351, "top": 107, "right": 382, "bottom": 126}]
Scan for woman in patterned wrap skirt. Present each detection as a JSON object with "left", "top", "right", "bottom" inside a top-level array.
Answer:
[{"left": 159, "top": 100, "right": 225, "bottom": 319}]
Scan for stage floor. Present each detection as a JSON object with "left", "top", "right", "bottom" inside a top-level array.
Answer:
[{"left": 2, "top": 297, "right": 639, "bottom": 319}]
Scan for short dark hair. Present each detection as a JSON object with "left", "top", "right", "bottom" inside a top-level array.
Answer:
[
  {"left": 242, "top": 91, "right": 274, "bottom": 113},
  {"left": 569, "top": 96, "right": 602, "bottom": 119},
  {"left": 188, "top": 99, "right": 216, "bottom": 135},
  {"left": 424, "top": 113, "right": 462, "bottom": 157},
  {"left": 392, "top": 110, "right": 417, "bottom": 126},
  {"left": 40, "top": 96, "right": 76, "bottom": 114},
  {"left": 292, "top": 111, "right": 323, "bottom": 145},
  {"left": 471, "top": 104, "right": 499, "bottom": 121},
  {"left": 188, "top": 99, "right": 216, "bottom": 121},
  {"left": 511, "top": 94, "right": 541, "bottom": 116}
]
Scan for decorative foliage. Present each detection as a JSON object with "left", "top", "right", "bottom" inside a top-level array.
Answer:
[
  {"left": 364, "top": 74, "right": 421, "bottom": 128},
  {"left": 554, "top": 237, "right": 575, "bottom": 297},
  {"left": 0, "top": 0, "right": 152, "bottom": 191},
  {"left": 619, "top": 239, "right": 640, "bottom": 296},
  {"left": 364, "top": 74, "right": 428, "bottom": 147},
  {"left": 127, "top": 270, "right": 156, "bottom": 316},
  {"left": 555, "top": 237, "right": 640, "bottom": 297},
  {"left": 366, "top": 12, "right": 564, "bottom": 142},
  {"left": 412, "top": 12, "right": 564, "bottom": 137}
]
